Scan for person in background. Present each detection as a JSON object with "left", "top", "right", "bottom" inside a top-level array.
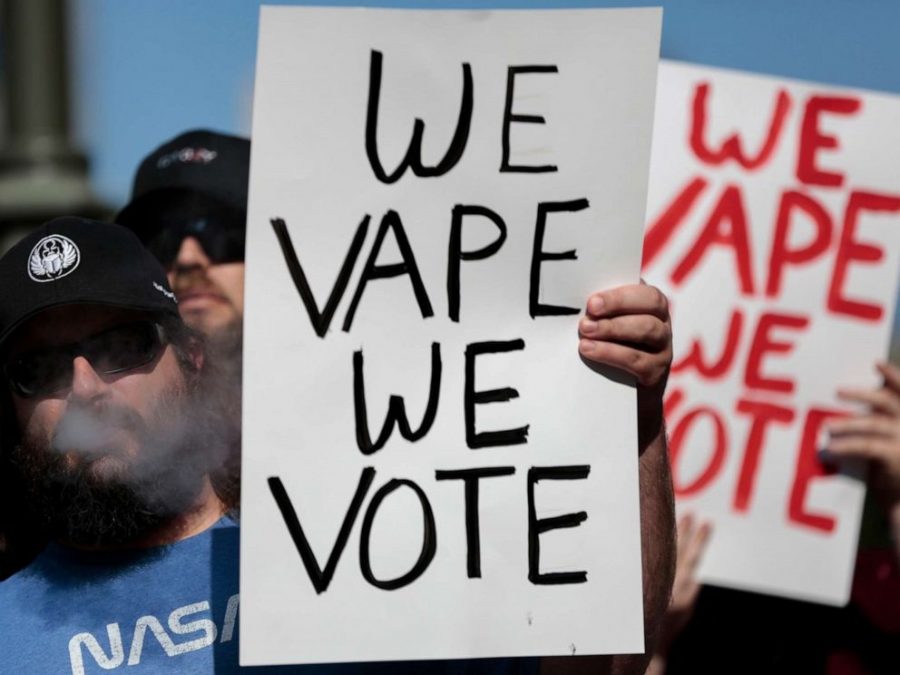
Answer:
[
  {"left": 116, "top": 129, "right": 249, "bottom": 509},
  {"left": 828, "top": 362, "right": 900, "bottom": 566},
  {"left": 821, "top": 361, "right": 900, "bottom": 674},
  {"left": 657, "top": 362, "right": 900, "bottom": 675},
  {"left": 646, "top": 513, "right": 711, "bottom": 675},
  {"left": 116, "top": 129, "right": 248, "bottom": 342}
]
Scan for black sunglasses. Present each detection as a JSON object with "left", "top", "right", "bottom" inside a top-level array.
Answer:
[
  {"left": 4, "top": 321, "right": 167, "bottom": 399},
  {"left": 144, "top": 213, "right": 246, "bottom": 269},
  {"left": 120, "top": 193, "right": 246, "bottom": 268}
]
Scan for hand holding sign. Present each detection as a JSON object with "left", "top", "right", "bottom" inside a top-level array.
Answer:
[
  {"left": 579, "top": 282, "right": 673, "bottom": 445},
  {"left": 827, "top": 362, "right": 900, "bottom": 561},
  {"left": 579, "top": 284, "right": 673, "bottom": 388}
]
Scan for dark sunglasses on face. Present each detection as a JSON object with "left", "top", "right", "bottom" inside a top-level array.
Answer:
[
  {"left": 3, "top": 321, "right": 167, "bottom": 399},
  {"left": 144, "top": 214, "right": 246, "bottom": 269}
]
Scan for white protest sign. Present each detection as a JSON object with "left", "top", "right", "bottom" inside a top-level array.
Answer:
[
  {"left": 643, "top": 60, "right": 900, "bottom": 605},
  {"left": 241, "top": 6, "right": 661, "bottom": 665}
]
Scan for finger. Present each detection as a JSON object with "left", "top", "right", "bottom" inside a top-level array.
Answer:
[
  {"left": 579, "top": 338, "right": 669, "bottom": 387},
  {"left": 836, "top": 388, "right": 900, "bottom": 416},
  {"left": 585, "top": 284, "right": 669, "bottom": 320},
  {"left": 579, "top": 314, "right": 671, "bottom": 352},
  {"left": 878, "top": 362, "right": 900, "bottom": 395},
  {"left": 682, "top": 521, "right": 712, "bottom": 572},
  {"left": 827, "top": 417, "right": 899, "bottom": 439},
  {"left": 676, "top": 514, "right": 695, "bottom": 559},
  {"left": 826, "top": 437, "right": 896, "bottom": 462},
  {"left": 677, "top": 513, "right": 694, "bottom": 535}
]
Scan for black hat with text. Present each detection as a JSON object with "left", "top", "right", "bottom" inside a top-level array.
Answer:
[
  {"left": 0, "top": 216, "right": 180, "bottom": 349},
  {"left": 115, "top": 129, "right": 250, "bottom": 228}
]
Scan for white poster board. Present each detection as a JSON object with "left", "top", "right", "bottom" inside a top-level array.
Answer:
[
  {"left": 240, "top": 6, "right": 661, "bottom": 666},
  {"left": 643, "top": 60, "right": 900, "bottom": 605}
]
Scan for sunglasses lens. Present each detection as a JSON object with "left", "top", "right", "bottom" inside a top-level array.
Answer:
[
  {"left": 136, "top": 196, "right": 246, "bottom": 269},
  {"left": 121, "top": 192, "right": 246, "bottom": 267},
  {"left": 145, "top": 228, "right": 184, "bottom": 268},
  {"left": 82, "top": 322, "right": 162, "bottom": 375},
  {"left": 143, "top": 219, "right": 245, "bottom": 267},
  {"left": 195, "top": 224, "right": 245, "bottom": 264},
  {"left": 4, "top": 322, "right": 164, "bottom": 398},
  {"left": 5, "top": 351, "right": 72, "bottom": 398}
]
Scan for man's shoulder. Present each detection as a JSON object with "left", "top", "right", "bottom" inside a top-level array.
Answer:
[
  {"left": 0, "top": 523, "right": 242, "bottom": 673},
  {"left": 0, "top": 554, "right": 54, "bottom": 601},
  {"left": 0, "top": 520, "right": 240, "bottom": 618}
]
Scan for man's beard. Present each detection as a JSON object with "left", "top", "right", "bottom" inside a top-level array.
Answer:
[
  {"left": 10, "top": 370, "right": 213, "bottom": 548},
  {"left": 204, "top": 320, "right": 243, "bottom": 513}
]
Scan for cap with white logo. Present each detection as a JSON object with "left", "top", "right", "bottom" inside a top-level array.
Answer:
[
  {"left": 0, "top": 216, "right": 181, "bottom": 349},
  {"left": 27, "top": 234, "right": 81, "bottom": 282}
]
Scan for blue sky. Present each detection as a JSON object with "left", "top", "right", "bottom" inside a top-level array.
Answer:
[{"left": 70, "top": 0, "right": 900, "bottom": 206}]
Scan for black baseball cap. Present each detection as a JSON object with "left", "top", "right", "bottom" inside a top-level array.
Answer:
[
  {"left": 115, "top": 129, "right": 250, "bottom": 266},
  {"left": 0, "top": 216, "right": 180, "bottom": 350},
  {"left": 116, "top": 129, "right": 250, "bottom": 227}
]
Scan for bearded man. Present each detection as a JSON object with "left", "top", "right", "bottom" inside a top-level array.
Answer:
[
  {"left": 117, "top": 129, "right": 250, "bottom": 508},
  {"left": 0, "top": 218, "right": 234, "bottom": 673}
]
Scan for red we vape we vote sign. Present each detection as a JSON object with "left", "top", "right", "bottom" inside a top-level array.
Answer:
[{"left": 643, "top": 61, "right": 900, "bottom": 605}]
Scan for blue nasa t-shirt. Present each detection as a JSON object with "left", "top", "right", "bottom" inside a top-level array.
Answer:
[{"left": 0, "top": 519, "right": 537, "bottom": 674}]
